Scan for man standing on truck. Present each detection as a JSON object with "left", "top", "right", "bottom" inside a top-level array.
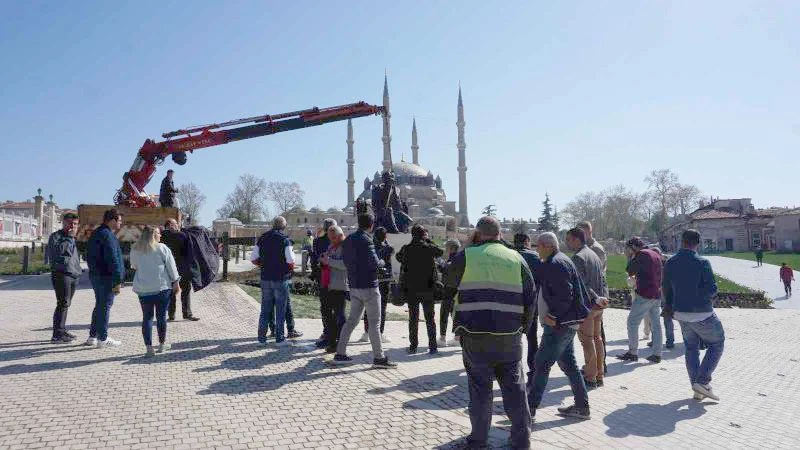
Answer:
[
  {"left": 159, "top": 170, "right": 179, "bottom": 208},
  {"left": 85, "top": 209, "right": 125, "bottom": 348},
  {"left": 47, "top": 212, "right": 82, "bottom": 343},
  {"left": 162, "top": 219, "right": 199, "bottom": 321}
]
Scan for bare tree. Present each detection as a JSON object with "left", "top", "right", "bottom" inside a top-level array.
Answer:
[
  {"left": 266, "top": 181, "right": 305, "bottom": 215},
  {"left": 177, "top": 182, "right": 206, "bottom": 225},
  {"left": 645, "top": 169, "right": 680, "bottom": 234},
  {"left": 674, "top": 183, "right": 702, "bottom": 215},
  {"left": 216, "top": 174, "right": 269, "bottom": 224}
]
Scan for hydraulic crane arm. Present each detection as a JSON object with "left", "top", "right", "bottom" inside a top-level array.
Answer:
[{"left": 115, "top": 101, "right": 384, "bottom": 207}]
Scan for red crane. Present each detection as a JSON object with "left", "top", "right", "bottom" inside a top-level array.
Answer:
[{"left": 116, "top": 101, "right": 384, "bottom": 207}]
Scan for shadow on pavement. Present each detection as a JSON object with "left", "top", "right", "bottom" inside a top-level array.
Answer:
[{"left": 603, "top": 399, "right": 711, "bottom": 437}]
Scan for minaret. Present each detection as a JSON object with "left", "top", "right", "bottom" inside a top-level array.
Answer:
[
  {"left": 346, "top": 119, "right": 355, "bottom": 206},
  {"left": 411, "top": 117, "right": 419, "bottom": 165},
  {"left": 381, "top": 74, "right": 393, "bottom": 172},
  {"left": 457, "top": 85, "right": 469, "bottom": 226}
]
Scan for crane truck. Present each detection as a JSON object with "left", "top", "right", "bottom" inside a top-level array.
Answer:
[{"left": 76, "top": 101, "right": 384, "bottom": 250}]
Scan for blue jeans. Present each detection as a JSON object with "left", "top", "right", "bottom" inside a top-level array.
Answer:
[
  {"left": 679, "top": 314, "right": 725, "bottom": 386},
  {"left": 139, "top": 290, "right": 171, "bottom": 346},
  {"left": 461, "top": 334, "right": 530, "bottom": 449},
  {"left": 258, "top": 279, "right": 290, "bottom": 343},
  {"left": 89, "top": 277, "right": 115, "bottom": 341},
  {"left": 529, "top": 325, "right": 589, "bottom": 412},
  {"left": 268, "top": 296, "right": 296, "bottom": 334},
  {"left": 663, "top": 315, "right": 675, "bottom": 346},
  {"left": 627, "top": 295, "right": 663, "bottom": 356}
]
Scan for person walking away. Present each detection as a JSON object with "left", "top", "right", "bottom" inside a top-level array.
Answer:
[
  {"left": 528, "top": 232, "right": 592, "bottom": 421},
  {"left": 47, "top": 212, "right": 82, "bottom": 343},
  {"left": 565, "top": 228, "right": 609, "bottom": 390},
  {"left": 648, "top": 247, "right": 674, "bottom": 349},
  {"left": 617, "top": 237, "right": 664, "bottom": 363},
  {"left": 396, "top": 225, "right": 443, "bottom": 355},
  {"left": 130, "top": 226, "right": 180, "bottom": 357},
  {"left": 301, "top": 229, "right": 313, "bottom": 273},
  {"left": 159, "top": 169, "right": 179, "bottom": 208},
  {"left": 252, "top": 216, "right": 295, "bottom": 347},
  {"left": 162, "top": 219, "right": 199, "bottom": 321},
  {"left": 332, "top": 213, "right": 397, "bottom": 368},
  {"left": 447, "top": 216, "right": 534, "bottom": 448},
  {"left": 577, "top": 221, "right": 608, "bottom": 374},
  {"left": 319, "top": 226, "right": 348, "bottom": 353},
  {"left": 311, "top": 218, "right": 339, "bottom": 348},
  {"left": 85, "top": 209, "right": 125, "bottom": 348},
  {"left": 513, "top": 233, "right": 542, "bottom": 386},
  {"left": 438, "top": 239, "right": 461, "bottom": 347},
  {"left": 780, "top": 263, "right": 794, "bottom": 297},
  {"left": 662, "top": 229, "right": 724, "bottom": 401},
  {"left": 359, "top": 227, "right": 393, "bottom": 343},
  {"left": 755, "top": 246, "right": 764, "bottom": 267}
]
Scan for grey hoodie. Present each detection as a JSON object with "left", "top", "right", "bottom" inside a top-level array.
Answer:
[{"left": 325, "top": 243, "right": 349, "bottom": 292}]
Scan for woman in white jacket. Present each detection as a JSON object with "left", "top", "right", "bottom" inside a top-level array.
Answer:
[{"left": 130, "top": 226, "right": 181, "bottom": 357}]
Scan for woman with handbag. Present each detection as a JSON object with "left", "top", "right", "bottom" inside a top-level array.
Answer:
[{"left": 130, "top": 226, "right": 181, "bottom": 357}]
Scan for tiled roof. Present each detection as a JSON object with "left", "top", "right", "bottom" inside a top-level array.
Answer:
[{"left": 692, "top": 210, "right": 741, "bottom": 220}]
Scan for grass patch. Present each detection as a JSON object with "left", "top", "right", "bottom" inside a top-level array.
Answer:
[
  {"left": 239, "top": 283, "right": 407, "bottom": 321},
  {"left": 606, "top": 254, "right": 754, "bottom": 294},
  {"left": 0, "top": 247, "right": 49, "bottom": 275},
  {"left": 717, "top": 251, "right": 800, "bottom": 269}
]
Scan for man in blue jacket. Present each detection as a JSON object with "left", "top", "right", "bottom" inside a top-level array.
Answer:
[
  {"left": 47, "top": 212, "right": 82, "bottom": 343},
  {"left": 662, "top": 229, "right": 724, "bottom": 401},
  {"left": 332, "top": 213, "right": 397, "bottom": 368},
  {"left": 528, "top": 232, "right": 591, "bottom": 421},
  {"left": 85, "top": 209, "right": 125, "bottom": 348}
]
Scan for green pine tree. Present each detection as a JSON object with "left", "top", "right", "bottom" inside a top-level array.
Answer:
[{"left": 538, "top": 193, "right": 558, "bottom": 232}]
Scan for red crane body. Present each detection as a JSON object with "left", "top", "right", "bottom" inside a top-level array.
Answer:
[{"left": 116, "top": 101, "right": 384, "bottom": 207}]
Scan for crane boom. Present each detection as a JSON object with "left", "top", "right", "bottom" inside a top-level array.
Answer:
[{"left": 116, "top": 101, "right": 384, "bottom": 207}]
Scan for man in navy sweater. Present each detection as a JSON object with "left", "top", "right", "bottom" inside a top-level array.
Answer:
[
  {"left": 85, "top": 209, "right": 125, "bottom": 348},
  {"left": 662, "top": 229, "right": 724, "bottom": 401}
]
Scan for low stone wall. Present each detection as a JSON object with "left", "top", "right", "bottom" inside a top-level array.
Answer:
[{"left": 608, "top": 289, "right": 772, "bottom": 309}]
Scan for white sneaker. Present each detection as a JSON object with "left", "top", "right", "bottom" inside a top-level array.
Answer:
[
  {"left": 84, "top": 337, "right": 98, "bottom": 347},
  {"left": 692, "top": 392, "right": 706, "bottom": 401},
  {"left": 157, "top": 343, "right": 170, "bottom": 353},
  {"left": 275, "top": 340, "right": 291, "bottom": 347},
  {"left": 357, "top": 332, "right": 370, "bottom": 343},
  {"left": 438, "top": 336, "right": 448, "bottom": 348},
  {"left": 96, "top": 338, "right": 122, "bottom": 348},
  {"left": 692, "top": 383, "right": 719, "bottom": 401},
  {"left": 381, "top": 334, "right": 391, "bottom": 343},
  {"left": 144, "top": 346, "right": 155, "bottom": 357}
]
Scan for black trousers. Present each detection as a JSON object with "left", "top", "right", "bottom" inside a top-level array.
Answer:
[
  {"left": 363, "top": 282, "right": 389, "bottom": 334},
  {"left": 52, "top": 272, "right": 78, "bottom": 338},
  {"left": 168, "top": 277, "right": 193, "bottom": 319},
  {"left": 439, "top": 288, "right": 457, "bottom": 336},
  {"left": 321, "top": 290, "right": 347, "bottom": 348},
  {"left": 407, "top": 291, "right": 437, "bottom": 350},
  {"left": 526, "top": 316, "right": 538, "bottom": 385}
]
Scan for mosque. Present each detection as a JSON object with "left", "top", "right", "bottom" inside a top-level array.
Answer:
[{"left": 215, "top": 77, "right": 470, "bottom": 240}]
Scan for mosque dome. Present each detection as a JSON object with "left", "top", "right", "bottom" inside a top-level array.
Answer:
[
  {"left": 326, "top": 207, "right": 342, "bottom": 213},
  {"left": 392, "top": 161, "right": 430, "bottom": 178},
  {"left": 309, "top": 207, "right": 322, "bottom": 213},
  {"left": 426, "top": 207, "right": 445, "bottom": 217}
]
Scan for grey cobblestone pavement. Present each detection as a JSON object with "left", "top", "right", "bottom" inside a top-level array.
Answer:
[{"left": 1, "top": 274, "right": 799, "bottom": 449}]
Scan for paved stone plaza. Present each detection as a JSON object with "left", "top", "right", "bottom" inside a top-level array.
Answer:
[{"left": 1, "top": 274, "right": 800, "bottom": 449}]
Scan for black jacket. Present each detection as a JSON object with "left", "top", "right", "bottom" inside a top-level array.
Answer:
[
  {"left": 184, "top": 226, "right": 219, "bottom": 291},
  {"left": 396, "top": 239, "right": 444, "bottom": 293},
  {"left": 160, "top": 176, "right": 177, "bottom": 206},
  {"left": 161, "top": 229, "right": 193, "bottom": 277}
]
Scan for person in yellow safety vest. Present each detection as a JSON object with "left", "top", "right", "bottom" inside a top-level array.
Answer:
[{"left": 446, "top": 216, "right": 535, "bottom": 450}]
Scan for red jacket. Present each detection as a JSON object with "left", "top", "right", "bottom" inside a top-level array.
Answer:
[{"left": 780, "top": 266, "right": 794, "bottom": 282}]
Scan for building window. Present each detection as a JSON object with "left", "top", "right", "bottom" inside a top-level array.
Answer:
[{"left": 751, "top": 232, "right": 761, "bottom": 248}]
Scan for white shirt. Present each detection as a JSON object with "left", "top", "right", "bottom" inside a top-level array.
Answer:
[
  {"left": 250, "top": 243, "right": 295, "bottom": 264},
  {"left": 130, "top": 243, "right": 180, "bottom": 295},
  {"left": 674, "top": 311, "right": 714, "bottom": 322}
]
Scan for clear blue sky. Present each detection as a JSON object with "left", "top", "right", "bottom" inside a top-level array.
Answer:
[{"left": 2, "top": 1, "right": 798, "bottom": 226}]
